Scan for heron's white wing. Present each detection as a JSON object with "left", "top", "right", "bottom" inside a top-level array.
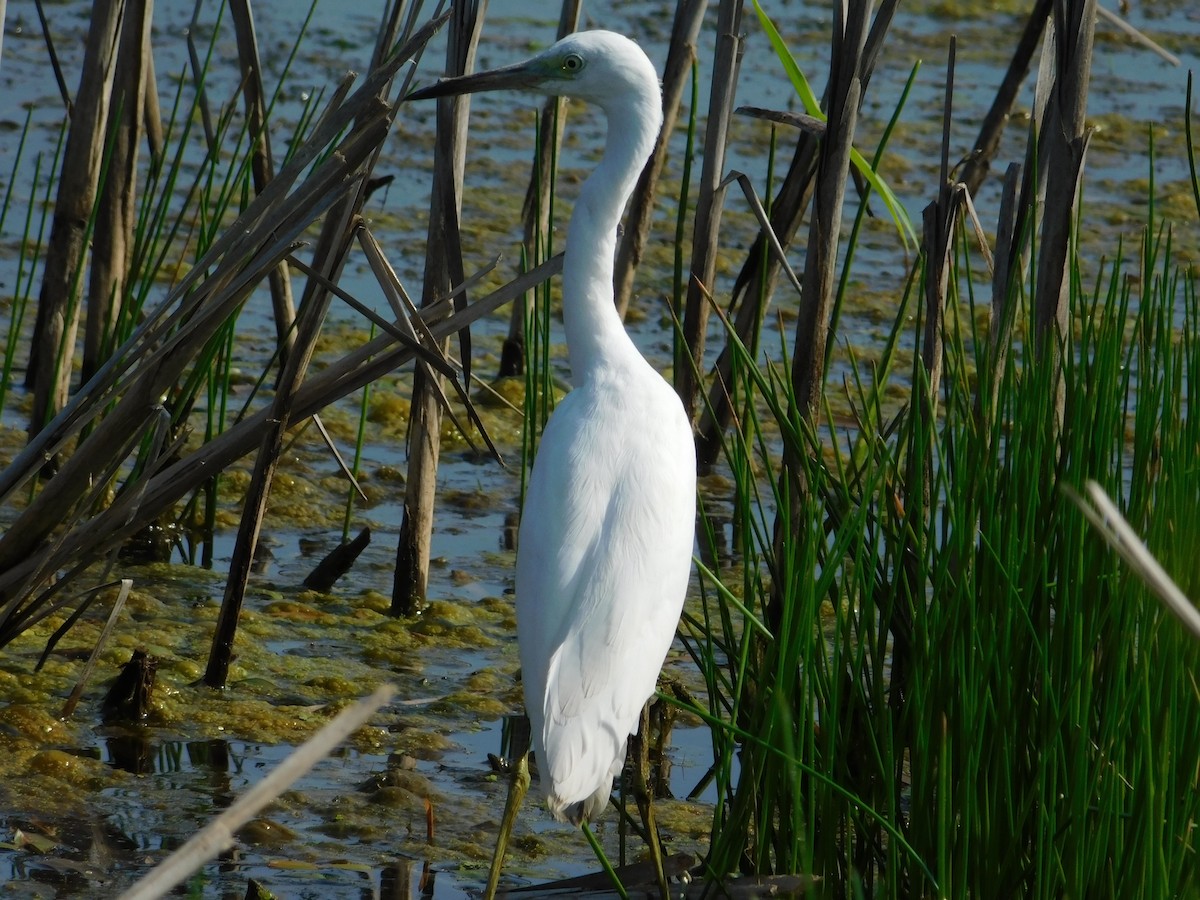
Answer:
[{"left": 515, "top": 372, "right": 695, "bottom": 814}]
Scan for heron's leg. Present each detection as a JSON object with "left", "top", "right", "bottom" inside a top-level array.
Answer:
[
  {"left": 629, "top": 704, "right": 669, "bottom": 899},
  {"left": 483, "top": 750, "right": 530, "bottom": 900}
]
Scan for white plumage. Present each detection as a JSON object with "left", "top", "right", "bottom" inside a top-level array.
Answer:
[{"left": 411, "top": 30, "right": 696, "bottom": 826}]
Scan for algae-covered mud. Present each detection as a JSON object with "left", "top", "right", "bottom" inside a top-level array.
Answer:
[{"left": 1, "top": 0, "right": 1198, "bottom": 896}]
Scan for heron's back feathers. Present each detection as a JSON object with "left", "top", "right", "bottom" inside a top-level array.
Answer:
[{"left": 516, "top": 367, "right": 695, "bottom": 824}]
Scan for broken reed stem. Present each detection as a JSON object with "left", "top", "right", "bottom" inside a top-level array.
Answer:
[
  {"left": 959, "top": 0, "right": 1052, "bottom": 196},
  {"left": 26, "top": 0, "right": 124, "bottom": 438},
  {"left": 678, "top": 0, "right": 744, "bottom": 421},
  {"left": 1069, "top": 481, "right": 1200, "bottom": 642},
  {"left": 83, "top": 0, "right": 153, "bottom": 386},
  {"left": 393, "top": 0, "right": 485, "bottom": 615},
  {"left": 59, "top": 579, "right": 132, "bottom": 720}
]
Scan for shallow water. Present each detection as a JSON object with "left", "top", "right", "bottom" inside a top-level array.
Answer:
[{"left": 0, "top": 1, "right": 1198, "bottom": 896}]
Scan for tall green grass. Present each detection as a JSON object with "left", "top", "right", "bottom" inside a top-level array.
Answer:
[{"left": 681, "top": 121, "right": 1200, "bottom": 896}]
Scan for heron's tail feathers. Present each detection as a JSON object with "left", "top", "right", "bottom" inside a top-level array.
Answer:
[{"left": 548, "top": 781, "right": 612, "bottom": 826}]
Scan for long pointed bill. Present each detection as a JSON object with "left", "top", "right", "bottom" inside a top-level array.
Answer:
[{"left": 405, "top": 60, "right": 545, "bottom": 101}]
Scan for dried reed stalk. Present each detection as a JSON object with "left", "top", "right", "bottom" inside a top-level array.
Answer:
[
  {"left": 1070, "top": 482, "right": 1200, "bottom": 642},
  {"left": 769, "top": 0, "right": 869, "bottom": 635},
  {"left": 788, "top": 1, "right": 867, "bottom": 427},
  {"left": 1032, "top": 0, "right": 1096, "bottom": 414},
  {"left": 26, "top": 0, "right": 125, "bottom": 439},
  {"left": 393, "top": 0, "right": 488, "bottom": 615}
]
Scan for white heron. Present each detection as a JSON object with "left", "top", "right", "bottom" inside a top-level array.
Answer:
[{"left": 408, "top": 29, "right": 696, "bottom": 833}]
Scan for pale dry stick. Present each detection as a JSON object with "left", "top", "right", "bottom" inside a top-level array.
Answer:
[
  {"left": 142, "top": 49, "right": 163, "bottom": 161},
  {"left": 956, "top": 183, "right": 996, "bottom": 276},
  {"left": 1068, "top": 481, "right": 1200, "bottom": 641},
  {"left": 303, "top": 415, "right": 369, "bottom": 502},
  {"left": 716, "top": 170, "right": 804, "bottom": 298},
  {"left": 117, "top": 684, "right": 398, "bottom": 900},
  {"left": 59, "top": 579, "right": 133, "bottom": 719},
  {"left": 1096, "top": 4, "right": 1180, "bottom": 67}
]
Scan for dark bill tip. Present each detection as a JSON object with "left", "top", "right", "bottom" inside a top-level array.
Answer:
[{"left": 405, "top": 62, "right": 539, "bottom": 102}]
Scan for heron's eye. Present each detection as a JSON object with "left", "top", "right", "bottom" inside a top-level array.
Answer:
[{"left": 562, "top": 53, "right": 585, "bottom": 73}]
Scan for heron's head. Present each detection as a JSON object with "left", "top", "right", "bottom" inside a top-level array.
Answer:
[{"left": 407, "top": 30, "right": 660, "bottom": 117}]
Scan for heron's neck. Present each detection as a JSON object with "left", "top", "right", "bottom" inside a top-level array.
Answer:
[{"left": 561, "top": 98, "right": 660, "bottom": 381}]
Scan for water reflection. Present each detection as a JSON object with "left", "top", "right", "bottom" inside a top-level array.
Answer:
[
  {"left": 0, "top": 705, "right": 720, "bottom": 897},
  {"left": 104, "top": 732, "right": 155, "bottom": 775},
  {"left": 380, "top": 858, "right": 438, "bottom": 900}
]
